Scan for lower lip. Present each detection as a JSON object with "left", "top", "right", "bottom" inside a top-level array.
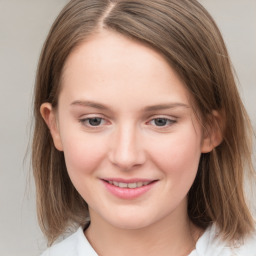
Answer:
[{"left": 102, "top": 181, "right": 157, "bottom": 200}]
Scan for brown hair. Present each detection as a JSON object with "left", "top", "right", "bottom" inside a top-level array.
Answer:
[{"left": 33, "top": 0, "right": 255, "bottom": 245}]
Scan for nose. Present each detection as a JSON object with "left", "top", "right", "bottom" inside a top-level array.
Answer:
[{"left": 108, "top": 124, "right": 146, "bottom": 171}]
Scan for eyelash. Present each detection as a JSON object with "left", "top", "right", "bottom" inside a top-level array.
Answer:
[
  {"left": 79, "top": 116, "right": 176, "bottom": 129},
  {"left": 79, "top": 117, "right": 108, "bottom": 127},
  {"left": 147, "top": 117, "right": 176, "bottom": 127}
]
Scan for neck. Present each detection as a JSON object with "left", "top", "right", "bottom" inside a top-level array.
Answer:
[{"left": 85, "top": 206, "right": 201, "bottom": 256}]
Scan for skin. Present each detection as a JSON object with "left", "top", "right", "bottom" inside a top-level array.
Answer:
[{"left": 41, "top": 30, "right": 220, "bottom": 256}]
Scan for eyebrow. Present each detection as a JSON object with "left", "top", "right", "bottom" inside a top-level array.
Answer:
[
  {"left": 143, "top": 103, "right": 190, "bottom": 112},
  {"left": 70, "top": 100, "right": 109, "bottom": 110},
  {"left": 70, "top": 100, "right": 190, "bottom": 111}
]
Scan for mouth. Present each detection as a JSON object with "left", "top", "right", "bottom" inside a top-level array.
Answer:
[
  {"left": 102, "top": 179, "right": 158, "bottom": 199},
  {"left": 103, "top": 180, "right": 155, "bottom": 189}
]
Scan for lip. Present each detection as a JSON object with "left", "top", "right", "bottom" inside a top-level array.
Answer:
[
  {"left": 102, "top": 178, "right": 154, "bottom": 183},
  {"left": 101, "top": 178, "right": 158, "bottom": 200}
]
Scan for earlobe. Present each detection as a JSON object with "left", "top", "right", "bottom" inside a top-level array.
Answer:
[
  {"left": 201, "top": 110, "right": 224, "bottom": 153},
  {"left": 40, "top": 103, "right": 63, "bottom": 151}
]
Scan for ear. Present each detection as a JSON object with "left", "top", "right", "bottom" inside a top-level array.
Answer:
[
  {"left": 40, "top": 103, "right": 63, "bottom": 151},
  {"left": 201, "top": 110, "right": 224, "bottom": 153}
]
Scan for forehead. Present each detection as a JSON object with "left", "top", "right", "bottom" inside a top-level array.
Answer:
[{"left": 59, "top": 30, "right": 191, "bottom": 109}]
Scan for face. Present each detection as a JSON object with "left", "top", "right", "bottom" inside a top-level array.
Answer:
[{"left": 41, "top": 30, "right": 214, "bottom": 231}]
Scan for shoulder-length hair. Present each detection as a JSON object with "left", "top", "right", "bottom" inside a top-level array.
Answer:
[{"left": 33, "top": 0, "right": 255, "bottom": 245}]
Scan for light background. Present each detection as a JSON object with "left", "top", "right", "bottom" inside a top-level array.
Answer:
[{"left": 0, "top": 0, "right": 255, "bottom": 255}]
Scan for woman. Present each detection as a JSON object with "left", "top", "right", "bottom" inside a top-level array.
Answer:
[{"left": 33, "top": 0, "right": 256, "bottom": 255}]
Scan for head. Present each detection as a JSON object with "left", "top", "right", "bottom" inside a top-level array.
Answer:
[{"left": 33, "top": 0, "right": 254, "bottom": 244}]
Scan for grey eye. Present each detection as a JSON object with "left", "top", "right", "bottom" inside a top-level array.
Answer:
[
  {"left": 153, "top": 118, "right": 168, "bottom": 126},
  {"left": 88, "top": 117, "right": 103, "bottom": 126}
]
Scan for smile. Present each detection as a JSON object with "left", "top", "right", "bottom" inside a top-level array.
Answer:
[
  {"left": 106, "top": 180, "right": 152, "bottom": 189},
  {"left": 102, "top": 179, "right": 157, "bottom": 199}
]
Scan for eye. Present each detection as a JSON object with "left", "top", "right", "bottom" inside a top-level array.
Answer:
[
  {"left": 148, "top": 118, "right": 176, "bottom": 127},
  {"left": 80, "top": 117, "right": 107, "bottom": 127}
]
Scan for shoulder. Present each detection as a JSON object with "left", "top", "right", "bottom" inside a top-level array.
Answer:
[
  {"left": 40, "top": 227, "right": 98, "bottom": 256},
  {"left": 192, "top": 224, "right": 256, "bottom": 256}
]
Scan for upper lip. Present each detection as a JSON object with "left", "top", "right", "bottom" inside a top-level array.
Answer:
[{"left": 101, "top": 178, "right": 157, "bottom": 183}]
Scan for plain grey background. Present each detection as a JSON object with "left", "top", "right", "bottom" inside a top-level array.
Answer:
[{"left": 0, "top": 1, "right": 255, "bottom": 255}]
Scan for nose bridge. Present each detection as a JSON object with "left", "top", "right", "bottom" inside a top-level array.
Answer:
[{"left": 109, "top": 121, "right": 145, "bottom": 170}]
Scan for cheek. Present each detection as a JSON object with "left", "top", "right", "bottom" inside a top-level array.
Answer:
[
  {"left": 148, "top": 128, "right": 202, "bottom": 179},
  {"left": 61, "top": 133, "right": 107, "bottom": 179}
]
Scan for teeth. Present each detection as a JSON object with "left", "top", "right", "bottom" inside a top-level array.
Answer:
[
  {"left": 128, "top": 183, "right": 136, "bottom": 188},
  {"left": 137, "top": 182, "right": 143, "bottom": 187},
  {"left": 108, "top": 181, "right": 151, "bottom": 188},
  {"left": 119, "top": 182, "right": 128, "bottom": 188}
]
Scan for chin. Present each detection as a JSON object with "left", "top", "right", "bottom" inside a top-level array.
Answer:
[{"left": 101, "top": 209, "right": 162, "bottom": 231}]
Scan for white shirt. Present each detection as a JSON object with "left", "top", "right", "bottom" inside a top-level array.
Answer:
[{"left": 41, "top": 224, "right": 256, "bottom": 256}]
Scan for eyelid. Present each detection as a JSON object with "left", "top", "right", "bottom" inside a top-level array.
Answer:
[
  {"left": 146, "top": 114, "right": 177, "bottom": 121},
  {"left": 146, "top": 115, "right": 177, "bottom": 127},
  {"left": 79, "top": 115, "right": 111, "bottom": 128}
]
